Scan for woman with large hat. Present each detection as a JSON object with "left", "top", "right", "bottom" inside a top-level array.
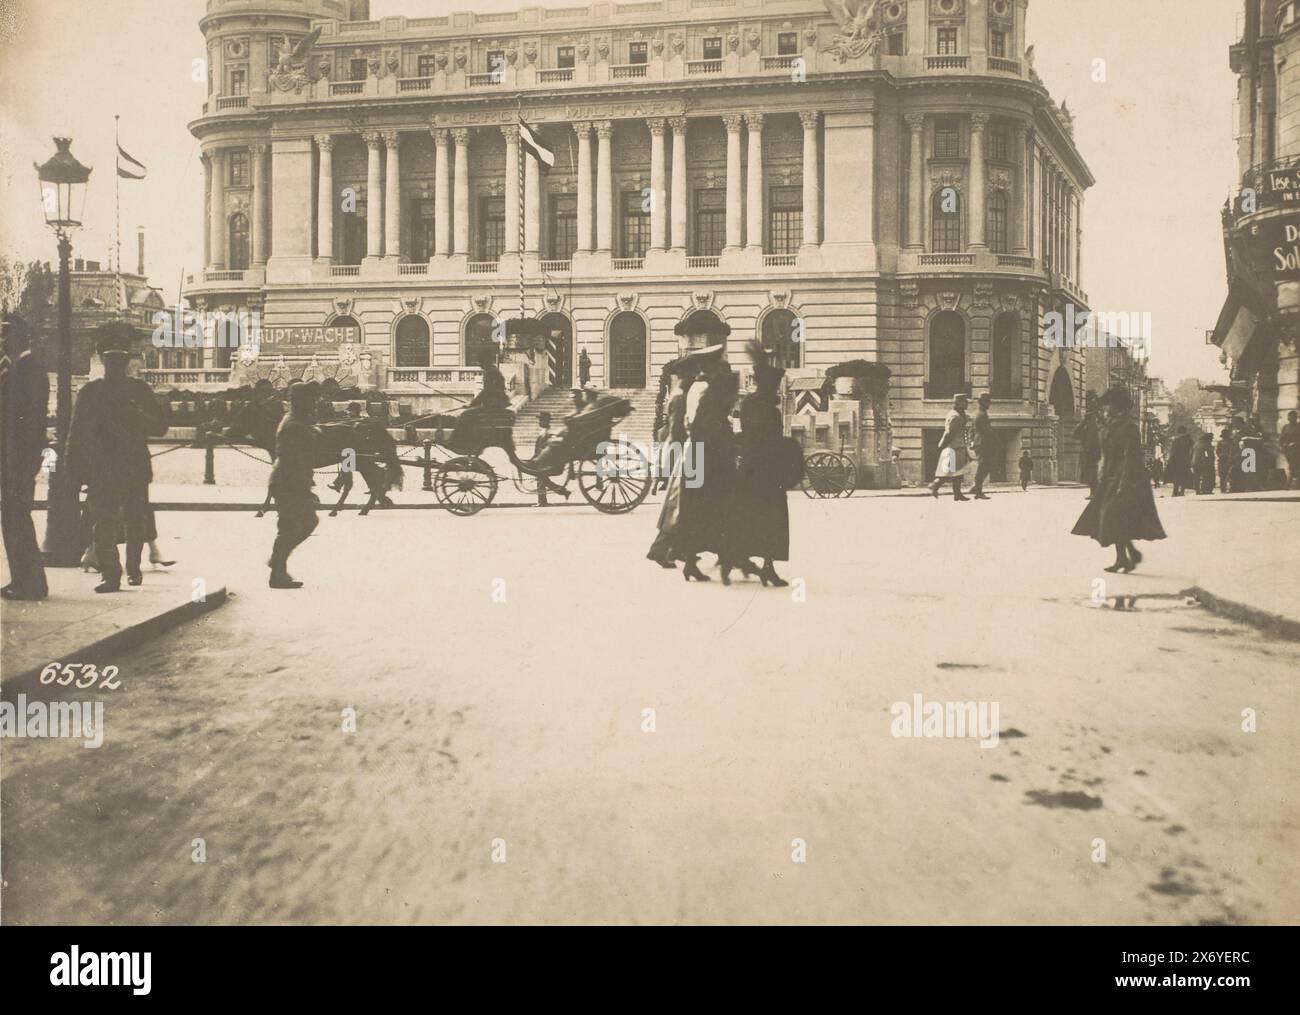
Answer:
[{"left": 1071, "top": 385, "right": 1166, "bottom": 572}]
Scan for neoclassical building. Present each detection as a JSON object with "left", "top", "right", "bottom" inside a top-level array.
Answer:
[{"left": 183, "top": 0, "right": 1093, "bottom": 483}]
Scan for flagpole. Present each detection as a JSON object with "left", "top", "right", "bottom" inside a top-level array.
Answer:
[
  {"left": 114, "top": 115, "right": 123, "bottom": 311},
  {"left": 517, "top": 99, "right": 526, "bottom": 325}
]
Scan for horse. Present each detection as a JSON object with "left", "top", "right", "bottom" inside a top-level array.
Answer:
[{"left": 218, "top": 395, "right": 404, "bottom": 517}]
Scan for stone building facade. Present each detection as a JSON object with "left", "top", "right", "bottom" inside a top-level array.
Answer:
[{"left": 184, "top": 0, "right": 1093, "bottom": 484}]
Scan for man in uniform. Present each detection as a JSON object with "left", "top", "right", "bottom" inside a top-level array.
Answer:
[
  {"left": 0, "top": 314, "right": 50, "bottom": 600},
  {"left": 66, "top": 322, "right": 168, "bottom": 593},
  {"left": 969, "top": 392, "right": 995, "bottom": 500},
  {"left": 267, "top": 380, "right": 319, "bottom": 589}
]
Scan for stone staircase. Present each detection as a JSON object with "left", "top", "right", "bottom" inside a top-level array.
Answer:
[{"left": 513, "top": 386, "right": 660, "bottom": 451}]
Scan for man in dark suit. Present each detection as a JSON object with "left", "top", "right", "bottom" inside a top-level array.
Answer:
[
  {"left": 268, "top": 381, "right": 320, "bottom": 589},
  {"left": 1168, "top": 426, "right": 1193, "bottom": 497},
  {"left": 969, "top": 392, "right": 995, "bottom": 500},
  {"left": 66, "top": 323, "right": 168, "bottom": 593},
  {"left": 1, "top": 314, "right": 50, "bottom": 600}
]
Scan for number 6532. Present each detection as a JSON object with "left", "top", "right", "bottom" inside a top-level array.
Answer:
[{"left": 39, "top": 663, "right": 121, "bottom": 690}]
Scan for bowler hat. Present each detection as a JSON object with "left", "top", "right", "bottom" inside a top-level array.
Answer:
[{"left": 674, "top": 311, "right": 732, "bottom": 339}]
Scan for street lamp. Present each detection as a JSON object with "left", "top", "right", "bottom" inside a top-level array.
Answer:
[{"left": 35, "top": 137, "right": 92, "bottom": 565}]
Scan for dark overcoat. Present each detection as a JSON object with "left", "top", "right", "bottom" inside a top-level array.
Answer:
[{"left": 1072, "top": 416, "right": 1166, "bottom": 546}]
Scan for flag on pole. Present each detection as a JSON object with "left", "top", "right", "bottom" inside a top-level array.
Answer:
[
  {"left": 117, "top": 144, "right": 146, "bottom": 180},
  {"left": 518, "top": 119, "right": 554, "bottom": 171}
]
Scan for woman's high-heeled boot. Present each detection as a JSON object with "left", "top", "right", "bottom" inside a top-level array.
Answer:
[
  {"left": 683, "top": 558, "right": 711, "bottom": 583},
  {"left": 759, "top": 561, "right": 789, "bottom": 588}
]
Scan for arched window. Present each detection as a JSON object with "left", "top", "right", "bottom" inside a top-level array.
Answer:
[
  {"left": 762, "top": 308, "right": 802, "bottom": 369},
  {"left": 394, "top": 315, "right": 431, "bottom": 368},
  {"left": 228, "top": 213, "right": 250, "bottom": 271},
  {"left": 464, "top": 312, "right": 499, "bottom": 367},
  {"left": 991, "top": 313, "right": 1020, "bottom": 397},
  {"left": 987, "top": 190, "right": 1009, "bottom": 255},
  {"left": 931, "top": 189, "right": 961, "bottom": 253},
  {"left": 927, "top": 311, "right": 966, "bottom": 399},
  {"left": 608, "top": 312, "right": 648, "bottom": 389},
  {"left": 1049, "top": 367, "right": 1075, "bottom": 420}
]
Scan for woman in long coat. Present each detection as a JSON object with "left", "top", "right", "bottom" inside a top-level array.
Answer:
[
  {"left": 1071, "top": 386, "right": 1166, "bottom": 572},
  {"left": 674, "top": 354, "right": 738, "bottom": 582},
  {"left": 928, "top": 393, "right": 971, "bottom": 500},
  {"left": 724, "top": 342, "right": 790, "bottom": 587}
]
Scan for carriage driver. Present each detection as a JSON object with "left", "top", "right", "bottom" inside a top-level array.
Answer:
[{"left": 267, "top": 380, "right": 320, "bottom": 589}]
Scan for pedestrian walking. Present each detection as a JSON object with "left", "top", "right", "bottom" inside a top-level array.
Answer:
[
  {"left": 1150, "top": 450, "right": 1165, "bottom": 488},
  {"left": 1018, "top": 449, "right": 1033, "bottom": 491},
  {"left": 1238, "top": 416, "right": 1265, "bottom": 492},
  {"left": 1192, "top": 433, "right": 1216, "bottom": 494},
  {"left": 1167, "top": 426, "right": 1193, "bottom": 496},
  {"left": 928, "top": 393, "right": 970, "bottom": 501},
  {"left": 0, "top": 313, "right": 50, "bottom": 601},
  {"left": 969, "top": 392, "right": 994, "bottom": 500},
  {"left": 578, "top": 347, "right": 592, "bottom": 388},
  {"left": 66, "top": 323, "right": 168, "bottom": 593},
  {"left": 722, "top": 341, "right": 794, "bottom": 587},
  {"left": 1217, "top": 425, "right": 1237, "bottom": 494},
  {"left": 267, "top": 381, "right": 320, "bottom": 589},
  {"left": 1282, "top": 410, "right": 1300, "bottom": 490},
  {"left": 1073, "top": 406, "right": 1101, "bottom": 495},
  {"left": 1071, "top": 386, "right": 1166, "bottom": 573},
  {"left": 649, "top": 358, "right": 697, "bottom": 502}
]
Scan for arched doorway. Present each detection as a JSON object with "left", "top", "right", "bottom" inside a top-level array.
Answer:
[
  {"left": 927, "top": 311, "right": 966, "bottom": 399},
  {"left": 464, "top": 312, "right": 499, "bottom": 367},
  {"left": 762, "top": 308, "right": 802, "bottom": 369},
  {"left": 1050, "top": 366, "right": 1078, "bottom": 482},
  {"left": 539, "top": 312, "right": 572, "bottom": 387},
  {"left": 394, "top": 315, "right": 430, "bottom": 368},
  {"left": 608, "top": 312, "right": 647, "bottom": 389}
]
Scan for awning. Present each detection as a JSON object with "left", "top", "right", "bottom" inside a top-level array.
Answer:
[{"left": 1209, "top": 293, "right": 1258, "bottom": 362}]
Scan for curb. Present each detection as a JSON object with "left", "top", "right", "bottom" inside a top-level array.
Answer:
[
  {"left": 1, "top": 587, "right": 230, "bottom": 688},
  {"left": 1184, "top": 586, "right": 1300, "bottom": 642}
]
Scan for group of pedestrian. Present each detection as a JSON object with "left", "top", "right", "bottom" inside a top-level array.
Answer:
[
  {"left": 1159, "top": 415, "right": 1279, "bottom": 496},
  {"left": 926, "top": 391, "right": 1032, "bottom": 499},
  {"left": 648, "top": 318, "right": 798, "bottom": 587}
]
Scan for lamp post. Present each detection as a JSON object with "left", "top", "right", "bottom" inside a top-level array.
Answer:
[{"left": 35, "top": 137, "right": 92, "bottom": 565}]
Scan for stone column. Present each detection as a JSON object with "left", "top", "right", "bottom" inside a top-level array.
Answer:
[
  {"left": 905, "top": 113, "right": 925, "bottom": 250},
  {"left": 575, "top": 123, "right": 593, "bottom": 253},
  {"left": 968, "top": 113, "right": 988, "bottom": 250},
  {"left": 595, "top": 120, "right": 613, "bottom": 254},
  {"left": 433, "top": 128, "right": 451, "bottom": 258},
  {"left": 648, "top": 118, "right": 668, "bottom": 250},
  {"left": 799, "top": 111, "right": 820, "bottom": 249},
  {"left": 384, "top": 131, "right": 401, "bottom": 259},
  {"left": 315, "top": 134, "right": 333, "bottom": 261},
  {"left": 525, "top": 139, "right": 541, "bottom": 255},
  {"left": 670, "top": 117, "right": 688, "bottom": 252},
  {"left": 502, "top": 125, "right": 521, "bottom": 255},
  {"left": 1013, "top": 124, "right": 1030, "bottom": 254},
  {"left": 250, "top": 144, "right": 268, "bottom": 265},
  {"left": 723, "top": 114, "right": 744, "bottom": 252},
  {"left": 209, "top": 148, "right": 226, "bottom": 269},
  {"left": 453, "top": 128, "right": 470, "bottom": 256},
  {"left": 363, "top": 131, "right": 383, "bottom": 258},
  {"left": 202, "top": 153, "right": 212, "bottom": 271},
  {"left": 745, "top": 113, "right": 765, "bottom": 252},
  {"left": 1028, "top": 136, "right": 1041, "bottom": 260}
]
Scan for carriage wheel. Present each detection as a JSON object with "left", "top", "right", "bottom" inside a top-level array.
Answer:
[
  {"left": 801, "top": 452, "right": 857, "bottom": 499},
  {"left": 829, "top": 452, "right": 858, "bottom": 498},
  {"left": 577, "top": 441, "right": 652, "bottom": 514},
  {"left": 435, "top": 456, "right": 498, "bottom": 516},
  {"left": 801, "top": 452, "right": 836, "bottom": 499}
]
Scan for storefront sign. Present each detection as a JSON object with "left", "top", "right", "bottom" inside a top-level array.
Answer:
[
  {"left": 260, "top": 323, "right": 361, "bottom": 354},
  {"left": 1264, "top": 166, "right": 1300, "bottom": 207}
]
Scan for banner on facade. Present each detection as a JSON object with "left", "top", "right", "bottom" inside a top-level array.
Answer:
[{"left": 259, "top": 323, "right": 362, "bottom": 355}]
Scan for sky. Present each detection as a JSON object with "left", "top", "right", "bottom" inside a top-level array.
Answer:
[{"left": 0, "top": 0, "right": 1241, "bottom": 384}]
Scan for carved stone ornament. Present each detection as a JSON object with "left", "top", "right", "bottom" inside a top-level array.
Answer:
[
  {"left": 396, "top": 297, "right": 424, "bottom": 316},
  {"left": 454, "top": 49, "right": 467, "bottom": 68},
  {"left": 748, "top": 30, "right": 761, "bottom": 51},
  {"left": 930, "top": 0, "right": 965, "bottom": 18},
  {"left": 524, "top": 41, "right": 538, "bottom": 64},
  {"left": 267, "top": 30, "right": 322, "bottom": 93},
  {"left": 545, "top": 292, "right": 565, "bottom": 312},
  {"left": 338, "top": 342, "right": 358, "bottom": 367},
  {"left": 728, "top": 33, "right": 741, "bottom": 52},
  {"left": 653, "top": 35, "right": 665, "bottom": 55},
  {"left": 973, "top": 283, "right": 995, "bottom": 307},
  {"left": 934, "top": 169, "right": 964, "bottom": 193},
  {"left": 770, "top": 290, "right": 791, "bottom": 308},
  {"left": 578, "top": 40, "right": 591, "bottom": 60},
  {"left": 671, "top": 34, "right": 685, "bottom": 55},
  {"left": 617, "top": 292, "right": 639, "bottom": 311},
  {"left": 989, "top": 169, "right": 1012, "bottom": 192},
  {"left": 597, "top": 38, "right": 610, "bottom": 59},
  {"left": 435, "top": 51, "right": 448, "bottom": 70},
  {"left": 825, "top": 0, "right": 884, "bottom": 63},
  {"left": 939, "top": 291, "right": 961, "bottom": 310},
  {"left": 900, "top": 281, "right": 921, "bottom": 307},
  {"left": 385, "top": 50, "right": 400, "bottom": 74},
  {"left": 472, "top": 294, "right": 493, "bottom": 313},
  {"left": 333, "top": 298, "right": 355, "bottom": 318},
  {"left": 692, "top": 291, "right": 715, "bottom": 311}
]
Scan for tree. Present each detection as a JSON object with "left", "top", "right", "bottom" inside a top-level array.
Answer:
[{"left": 0, "top": 257, "right": 55, "bottom": 350}]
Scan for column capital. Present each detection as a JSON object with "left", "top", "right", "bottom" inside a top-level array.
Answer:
[
  {"left": 451, "top": 127, "right": 471, "bottom": 145},
  {"left": 313, "top": 134, "right": 333, "bottom": 151},
  {"left": 500, "top": 124, "right": 520, "bottom": 143},
  {"left": 594, "top": 120, "right": 614, "bottom": 140},
  {"left": 573, "top": 121, "right": 593, "bottom": 138},
  {"left": 248, "top": 143, "right": 268, "bottom": 157},
  {"left": 904, "top": 112, "right": 926, "bottom": 133},
  {"left": 362, "top": 131, "right": 382, "bottom": 148},
  {"left": 722, "top": 113, "right": 745, "bottom": 133},
  {"left": 647, "top": 117, "right": 667, "bottom": 136},
  {"left": 798, "top": 110, "right": 821, "bottom": 131},
  {"left": 969, "top": 112, "right": 990, "bottom": 131},
  {"left": 744, "top": 112, "right": 765, "bottom": 131},
  {"left": 430, "top": 126, "right": 449, "bottom": 144},
  {"left": 382, "top": 130, "right": 401, "bottom": 148},
  {"left": 669, "top": 116, "right": 689, "bottom": 134}
]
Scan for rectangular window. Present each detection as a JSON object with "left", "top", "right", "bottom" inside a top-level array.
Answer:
[
  {"left": 228, "top": 67, "right": 247, "bottom": 96},
  {"left": 342, "top": 208, "right": 367, "bottom": 265},
  {"left": 629, "top": 41, "right": 648, "bottom": 64},
  {"left": 350, "top": 58, "right": 368, "bottom": 81},
  {"left": 768, "top": 186, "right": 803, "bottom": 255},
  {"left": 229, "top": 151, "right": 249, "bottom": 188},
  {"left": 620, "top": 191, "right": 651, "bottom": 259},
  {"left": 557, "top": 46, "right": 576, "bottom": 69},
  {"left": 417, "top": 54, "right": 436, "bottom": 77},
  {"left": 479, "top": 196, "right": 505, "bottom": 261},
  {"left": 934, "top": 119, "right": 960, "bottom": 159},
  {"left": 268, "top": 37, "right": 286, "bottom": 69},
  {"left": 487, "top": 49, "right": 506, "bottom": 75},
  {"left": 549, "top": 194, "right": 578, "bottom": 260},
  {"left": 410, "top": 198, "right": 435, "bottom": 261},
  {"left": 703, "top": 37, "right": 723, "bottom": 61},
  {"left": 987, "top": 125, "right": 1008, "bottom": 161},
  {"left": 936, "top": 27, "right": 958, "bottom": 55},
  {"left": 990, "top": 29, "right": 1007, "bottom": 59},
  {"left": 888, "top": 31, "right": 905, "bottom": 56},
  {"left": 694, "top": 189, "right": 726, "bottom": 257},
  {"left": 777, "top": 32, "right": 799, "bottom": 56}
]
